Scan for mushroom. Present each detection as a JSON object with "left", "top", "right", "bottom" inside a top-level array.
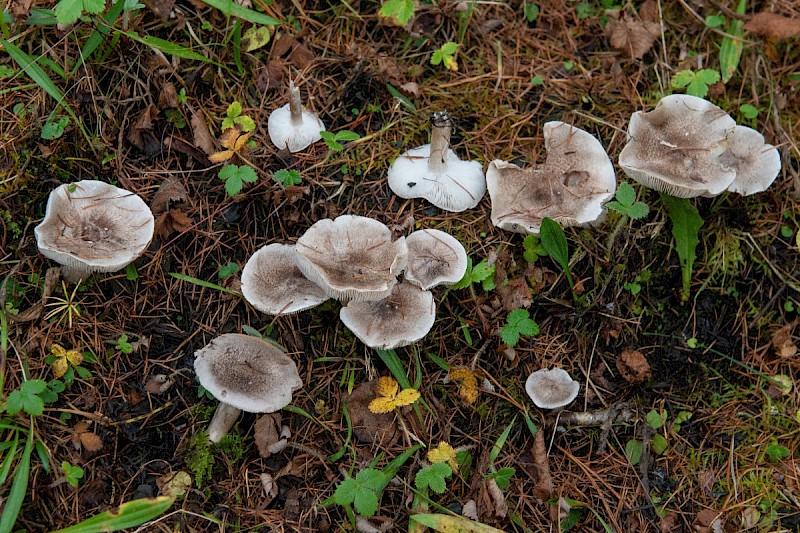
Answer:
[
  {"left": 293, "top": 215, "right": 408, "bottom": 302},
  {"left": 267, "top": 80, "right": 326, "bottom": 152},
  {"left": 618, "top": 94, "right": 737, "bottom": 198},
  {"left": 525, "top": 368, "right": 580, "bottom": 410},
  {"left": 194, "top": 333, "right": 302, "bottom": 443},
  {"left": 721, "top": 125, "right": 782, "bottom": 196},
  {"left": 34, "top": 180, "right": 155, "bottom": 283},
  {"left": 241, "top": 243, "right": 329, "bottom": 315},
  {"left": 404, "top": 229, "right": 468, "bottom": 290},
  {"left": 339, "top": 281, "right": 436, "bottom": 349},
  {"left": 387, "top": 111, "right": 486, "bottom": 212},
  {"left": 486, "top": 122, "right": 616, "bottom": 234}
]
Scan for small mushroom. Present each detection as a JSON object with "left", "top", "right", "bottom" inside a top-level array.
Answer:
[
  {"left": 268, "top": 80, "right": 326, "bottom": 152},
  {"left": 721, "top": 125, "right": 782, "bottom": 196},
  {"left": 194, "top": 333, "right": 302, "bottom": 443},
  {"left": 241, "top": 243, "right": 329, "bottom": 315},
  {"left": 404, "top": 229, "right": 468, "bottom": 290},
  {"left": 387, "top": 111, "right": 486, "bottom": 212},
  {"left": 525, "top": 367, "right": 580, "bottom": 410},
  {"left": 339, "top": 281, "right": 435, "bottom": 349},
  {"left": 618, "top": 94, "right": 737, "bottom": 198},
  {"left": 34, "top": 180, "right": 155, "bottom": 283},
  {"left": 486, "top": 122, "right": 616, "bottom": 234},
  {"left": 293, "top": 215, "right": 408, "bottom": 302}
]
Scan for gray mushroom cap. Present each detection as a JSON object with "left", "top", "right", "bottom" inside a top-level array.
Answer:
[
  {"left": 294, "top": 215, "right": 408, "bottom": 302},
  {"left": 34, "top": 180, "right": 155, "bottom": 282},
  {"left": 525, "top": 367, "right": 580, "bottom": 409},
  {"left": 486, "top": 122, "right": 616, "bottom": 234},
  {"left": 241, "top": 243, "right": 329, "bottom": 315},
  {"left": 339, "top": 281, "right": 436, "bottom": 349},
  {"left": 618, "top": 94, "right": 737, "bottom": 198},
  {"left": 404, "top": 229, "right": 468, "bottom": 290},
  {"left": 194, "top": 333, "right": 302, "bottom": 413},
  {"left": 722, "top": 125, "right": 782, "bottom": 196}
]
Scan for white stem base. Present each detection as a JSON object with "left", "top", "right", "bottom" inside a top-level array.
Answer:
[{"left": 208, "top": 402, "right": 242, "bottom": 443}]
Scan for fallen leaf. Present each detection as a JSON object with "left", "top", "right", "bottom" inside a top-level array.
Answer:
[
  {"left": 256, "top": 60, "right": 285, "bottom": 93},
  {"left": 151, "top": 178, "right": 189, "bottom": 217},
  {"left": 261, "top": 473, "right": 278, "bottom": 499},
  {"left": 497, "top": 277, "right": 532, "bottom": 312},
  {"left": 190, "top": 110, "right": 217, "bottom": 156},
  {"left": 143, "top": 0, "right": 175, "bottom": 21},
  {"left": 209, "top": 128, "right": 251, "bottom": 163},
  {"left": 272, "top": 33, "right": 295, "bottom": 57},
  {"left": 659, "top": 511, "right": 680, "bottom": 532},
  {"left": 448, "top": 367, "right": 479, "bottom": 404},
  {"left": 127, "top": 105, "right": 160, "bottom": 155},
  {"left": 157, "top": 471, "right": 191, "bottom": 497},
  {"left": 605, "top": 7, "right": 661, "bottom": 59},
  {"left": 400, "top": 82, "right": 422, "bottom": 97},
  {"left": 145, "top": 374, "right": 175, "bottom": 394},
  {"left": 531, "top": 429, "right": 553, "bottom": 501},
  {"left": 368, "top": 376, "right": 420, "bottom": 413},
  {"left": 11, "top": 0, "right": 35, "bottom": 18},
  {"left": 616, "top": 349, "right": 652, "bottom": 384},
  {"left": 693, "top": 509, "right": 724, "bottom": 533},
  {"left": 771, "top": 322, "right": 797, "bottom": 358},
  {"left": 242, "top": 26, "right": 271, "bottom": 52},
  {"left": 410, "top": 513, "right": 507, "bottom": 532},
  {"left": 343, "top": 380, "right": 398, "bottom": 446},
  {"left": 744, "top": 12, "right": 800, "bottom": 40},
  {"left": 288, "top": 43, "right": 315, "bottom": 69},
  {"left": 157, "top": 82, "right": 179, "bottom": 109},
  {"left": 70, "top": 421, "right": 104, "bottom": 452},
  {"left": 254, "top": 413, "right": 283, "bottom": 458}
]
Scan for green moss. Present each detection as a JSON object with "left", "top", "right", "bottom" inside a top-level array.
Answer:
[{"left": 185, "top": 430, "right": 213, "bottom": 488}]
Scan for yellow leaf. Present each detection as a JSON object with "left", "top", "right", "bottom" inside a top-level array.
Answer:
[
  {"left": 50, "top": 344, "right": 67, "bottom": 358},
  {"left": 427, "top": 442, "right": 457, "bottom": 465},
  {"left": 65, "top": 349, "right": 83, "bottom": 366},
  {"left": 375, "top": 376, "right": 399, "bottom": 398},
  {"left": 410, "top": 513, "right": 507, "bottom": 532},
  {"left": 443, "top": 55, "right": 458, "bottom": 71},
  {"left": 209, "top": 149, "right": 234, "bottom": 163},
  {"left": 52, "top": 357, "right": 68, "bottom": 378},
  {"left": 368, "top": 397, "right": 398, "bottom": 414},
  {"left": 393, "top": 388, "right": 421, "bottom": 407},
  {"left": 449, "top": 367, "right": 478, "bottom": 405}
]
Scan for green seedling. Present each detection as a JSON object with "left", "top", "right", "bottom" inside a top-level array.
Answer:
[
  {"left": 661, "top": 194, "right": 703, "bottom": 302},
  {"left": 718, "top": 0, "right": 745, "bottom": 83},
  {"left": 540, "top": 217, "right": 575, "bottom": 294},
  {"left": 221, "top": 101, "right": 255, "bottom": 132},
  {"left": 333, "top": 468, "right": 385, "bottom": 517},
  {"left": 5, "top": 380, "right": 48, "bottom": 417},
  {"left": 0, "top": 65, "right": 15, "bottom": 78},
  {"left": 764, "top": 443, "right": 790, "bottom": 462},
  {"left": 219, "top": 164, "right": 258, "bottom": 197},
  {"left": 319, "top": 130, "right": 360, "bottom": 151},
  {"left": 54, "top": 0, "right": 105, "bottom": 26},
  {"left": 218, "top": 262, "right": 239, "bottom": 280},
  {"left": 500, "top": 309, "right": 539, "bottom": 347},
  {"left": 450, "top": 257, "right": 495, "bottom": 291},
  {"left": 704, "top": 14, "right": 726, "bottom": 28},
  {"left": 523, "top": 234, "right": 547, "bottom": 263},
  {"left": 61, "top": 461, "right": 84, "bottom": 488},
  {"left": 524, "top": 2, "right": 540, "bottom": 22},
  {"left": 606, "top": 182, "right": 649, "bottom": 219},
  {"left": 431, "top": 42, "right": 459, "bottom": 71},
  {"left": 739, "top": 104, "right": 759, "bottom": 120},
  {"left": 273, "top": 169, "right": 302, "bottom": 187},
  {"left": 116, "top": 334, "right": 133, "bottom": 354},
  {"left": 378, "top": 0, "right": 415, "bottom": 26},
  {"left": 671, "top": 68, "right": 720, "bottom": 98},
  {"left": 41, "top": 116, "right": 70, "bottom": 140}
]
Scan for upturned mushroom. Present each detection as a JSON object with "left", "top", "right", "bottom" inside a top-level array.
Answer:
[
  {"left": 339, "top": 281, "right": 436, "bottom": 349},
  {"left": 268, "top": 80, "right": 326, "bottom": 152},
  {"left": 34, "top": 180, "right": 155, "bottom": 283},
  {"left": 525, "top": 367, "right": 580, "bottom": 410},
  {"left": 486, "top": 122, "right": 616, "bottom": 234},
  {"left": 241, "top": 243, "right": 329, "bottom": 315},
  {"left": 194, "top": 333, "right": 302, "bottom": 443},
  {"left": 721, "top": 125, "right": 782, "bottom": 196},
  {"left": 387, "top": 111, "right": 486, "bottom": 212},
  {"left": 618, "top": 94, "right": 737, "bottom": 198},
  {"left": 404, "top": 229, "right": 468, "bottom": 290},
  {"left": 293, "top": 215, "right": 408, "bottom": 302}
]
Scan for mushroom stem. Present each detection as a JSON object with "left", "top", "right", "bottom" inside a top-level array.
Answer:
[
  {"left": 61, "top": 265, "right": 92, "bottom": 284},
  {"left": 208, "top": 402, "right": 242, "bottom": 443},
  {"left": 428, "top": 111, "right": 452, "bottom": 174},
  {"left": 288, "top": 81, "right": 303, "bottom": 124}
]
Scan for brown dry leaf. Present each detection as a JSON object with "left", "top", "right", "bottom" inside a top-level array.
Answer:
[
  {"left": 254, "top": 413, "right": 282, "bottom": 457},
  {"left": 70, "top": 421, "right": 104, "bottom": 452},
  {"left": 157, "top": 471, "right": 191, "bottom": 497},
  {"left": 152, "top": 178, "right": 189, "bottom": 217},
  {"left": 659, "top": 511, "right": 680, "bottom": 533},
  {"left": 616, "top": 349, "right": 652, "bottom": 383},
  {"left": 209, "top": 128, "right": 251, "bottom": 163},
  {"left": 483, "top": 478, "right": 508, "bottom": 518},
  {"left": 693, "top": 509, "right": 723, "bottom": 533},
  {"left": 127, "top": 105, "right": 160, "bottom": 155},
  {"left": 448, "top": 367, "right": 479, "bottom": 404},
  {"left": 190, "top": 110, "right": 217, "bottom": 156},
  {"left": 531, "top": 429, "right": 554, "bottom": 501},
  {"left": 342, "top": 380, "right": 398, "bottom": 446},
  {"left": 143, "top": 0, "right": 175, "bottom": 21},
  {"left": 272, "top": 33, "right": 295, "bottom": 57},
  {"left": 605, "top": 7, "right": 661, "bottom": 59},
  {"left": 256, "top": 60, "right": 286, "bottom": 93},
  {"left": 771, "top": 322, "right": 797, "bottom": 358},
  {"left": 145, "top": 374, "right": 175, "bottom": 394},
  {"left": 497, "top": 277, "right": 532, "bottom": 312},
  {"left": 11, "top": 0, "right": 35, "bottom": 18},
  {"left": 699, "top": 470, "right": 716, "bottom": 496},
  {"left": 744, "top": 12, "right": 800, "bottom": 40},
  {"left": 289, "top": 43, "right": 315, "bottom": 69},
  {"left": 157, "top": 81, "right": 179, "bottom": 109},
  {"left": 400, "top": 82, "right": 422, "bottom": 97},
  {"left": 374, "top": 55, "right": 403, "bottom": 85}
]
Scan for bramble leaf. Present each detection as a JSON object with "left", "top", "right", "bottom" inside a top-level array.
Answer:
[{"left": 415, "top": 462, "right": 452, "bottom": 494}]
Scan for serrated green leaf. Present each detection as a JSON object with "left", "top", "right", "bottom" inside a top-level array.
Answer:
[
  {"left": 487, "top": 466, "right": 515, "bottom": 490},
  {"left": 378, "top": 0, "right": 415, "bottom": 26},
  {"left": 335, "top": 130, "right": 361, "bottom": 141},
  {"left": 614, "top": 182, "right": 636, "bottom": 207},
  {"left": 625, "top": 202, "right": 650, "bottom": 220},
  {"left": 237, "top": 165, "right": 258, "bottom": 184},
  {"left": 234, "top": 115, "right": 255, "bottom": 132},
  {"left": 695, "top": 69, "right": 720, "bottom": 85},
  {"left": 704, "top": 14, "right": 725, "bottom": 28},
  {"left": 356, "top": 468, "right": 386, "bottom": 491},
  {"left": 54, "top": 0, "right": 85, "bottom": 25},
  {"left": 218, "top": 164, "right": 237, "bottom": 181},
  {"left": 686, "top": 78, "right": 709, "bottom": 98},
  {"left": 333, "top": 478, "right": 359, "bottom": 506},
  {"left": 224, "top": 176, "right": 242, "bottom": 197},
  {"left": 471, "top": 259, "right": 494, "bottom": 283},
  {"left": 440, "top": 42, "right": 458, "bottom": 55},
  {"left": 415, "top": 463, "right": 452, "bottom": 494},
  {"left": 227, "top": 101, "right": 242, "bottom": 118},
  {"left": 500, "top": 324, "right": 520, "bottom": 347},
  {"left": 671, "top": 70, "right": 695, "bottom": 89},
  {"left": 83, "top": 0, "right": 105, "bottom": 14},
  {"left": 41, "top": 116, "right": 70, "bottom": 140}
]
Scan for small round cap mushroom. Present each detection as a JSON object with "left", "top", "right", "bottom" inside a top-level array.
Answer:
[
  {"left": 404, "top": 229, "right": 468, "bottom": 290},
  {"left": 525, "top": 368, "right": 580, "bottom": 410},
  {"left": 387, "top": 111, "right": 486, "bottom": 212},
  {"left": 194, "top": 333, "right": 303, "bottom": 442},
  {"left": 268, "top": 80, "right": 326, "bottom": 152},
  {"left": 486, "top": 122, "right": 616, "bottom": 234},
  {"left": 34, "top": 180, "right": 155, "bottom": 283},
  {"left": 294, "top": 215, "right": 408, "bottom": 302},
  {"left": 241, "top": 243, "right": 329, "bottom": 315},
  {"left": 340, "top": 281, "right": 436, "bottom": 349},
  {"left": 721, "top": 125, "right": 782, "bottom": 196},
  {"left": 618, "top": 94, "right": 737, "bottom": 198}
]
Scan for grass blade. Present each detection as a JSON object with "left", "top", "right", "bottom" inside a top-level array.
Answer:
[
  {"left": 49, "top": 496, "right": 174, "bottom": 532},
  {"left": 374, "top": 348, "right": 412, "bottom": 389},
  {"left": 199, "top": 0, "right": 279, "bottom": 25},
  {"left": 718, "top": 0, "right": 746, "bottom": 83},
  {"left": 168, "top": 273, "right": 241, "bottom": 296},
  {"left": 120, "top": 31, "right": 218, "bottom": 64},
  {"left": 0, "top": 422, "right": 33, "bottom": 532},
  {"left": 73, "top": 0, "right": 126, "bottom": 76}
]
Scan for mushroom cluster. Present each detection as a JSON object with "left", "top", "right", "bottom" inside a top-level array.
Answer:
[
  {"left": 240, "top": 216, "right": 468, "bottom": 349},
  {"left": 619, "top": 94, "right": 781, "bottom": 197},
  {"left": 35, "top": 180, "right": 155, "bottom": 283},
  {"left": 485, "top": 122, "right": 617, "bottom": 234}
]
